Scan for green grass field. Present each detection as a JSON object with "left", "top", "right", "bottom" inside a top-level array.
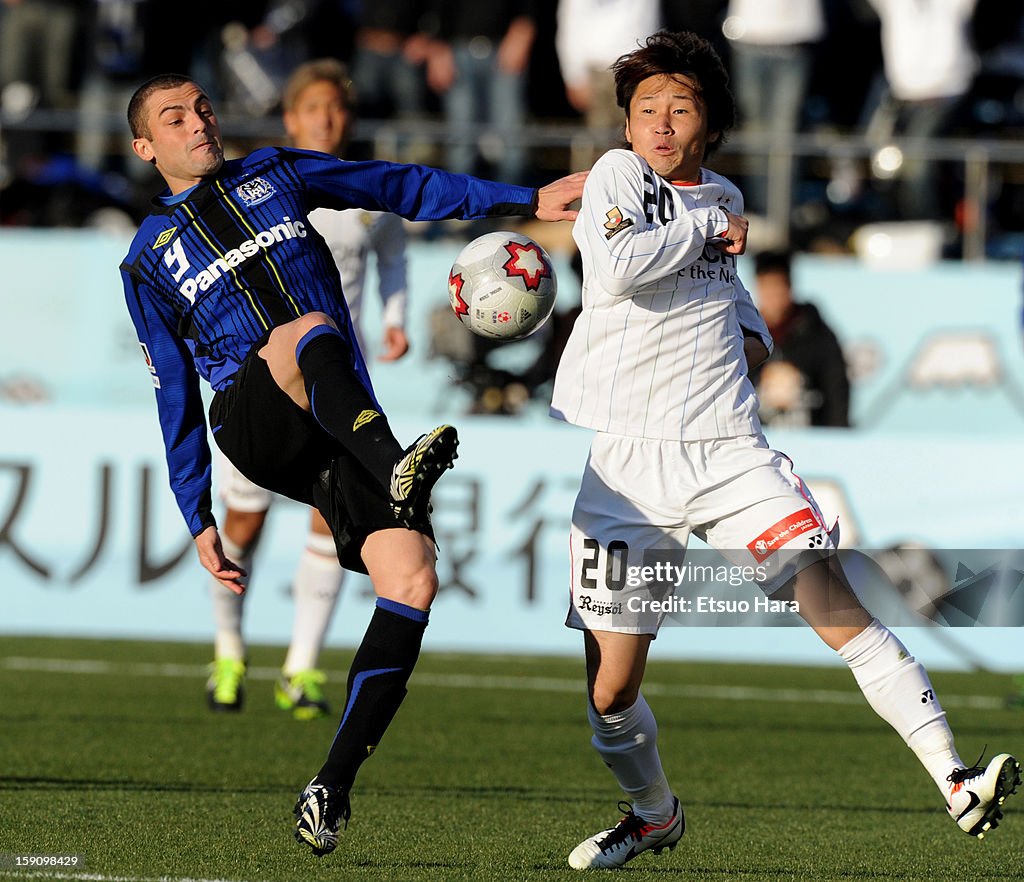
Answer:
[{"left": 1, "top": 636, "right": 1021, "bottom": 882}]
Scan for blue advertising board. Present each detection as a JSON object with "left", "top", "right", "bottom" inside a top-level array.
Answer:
[{"left": 1, "top": 232, "right": 1021, "bottom": 670}]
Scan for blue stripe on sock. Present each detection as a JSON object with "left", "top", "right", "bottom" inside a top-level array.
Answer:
[
  {"left": 309, "top": 382, "right": 325, "bottom": 429},
  {"left": 295, "top": 323, "right": 341, "bottom": 362},
  {"left": 331, "top": 666, "right": 402, "bottom": 750},
  {"left": 376, "top": 597, "right": 430, "bottom": 623}
]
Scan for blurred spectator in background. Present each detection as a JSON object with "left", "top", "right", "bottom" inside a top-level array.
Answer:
[
  {"left": 749, "top": 249, "right": 850, "bottom": 428},
  {"left": 77, "top": 0, "right": 162, "bottom": 177},
  {"left": 247, "top": 0, "right": 357, "bottom": 62},
  {"left": 351, "top": 1, "right": 429, "bottom": 127},
  {"left": 76, "top": 0, "right": 209, "bottom": 177},
  {"left": 0, "top": 152, "right": 137, "bottom": 228},
  {"left": 864, "top": 0, "right": 979, "bottom": 222},
  {"left": 660, "top": 0, "right": 728, "bottom": 58},
  {"left": 0, "top": 0, "right": 80, "bottom": 111},
  {"left": 555, "top": 0, "right": 661, "bottom": 164},
  {"left": 423, "top": 0, "right": 538, "bottom": 184},
  {"left": 5, "top": 0, "right": 210, "bottom": 225},
  {"left": 349, "top": 0, "right": 433, "bottom": 164},
  {"left": 0, "top": 0, "right": 82, "bottom": 175},
  {"left": 722, "top": 0, "right": 825, "bottom": 220},
  {"left": 221, "top": 1, "right": 355, "bottom": 116}
]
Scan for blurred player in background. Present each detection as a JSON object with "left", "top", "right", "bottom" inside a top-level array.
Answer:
[
  {"left": 549, "top": 30, "right": 1018, "bottom": 870},
  {"left": 205, "top": 59, "right": 413, "bottom": 722},
  {"left": 120, "top": 73, "right": 584, "bottom": 857}
]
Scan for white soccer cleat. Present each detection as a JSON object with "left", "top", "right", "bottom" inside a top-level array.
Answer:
[
  {"left": 946, "top": 752, "right": 1021, "bottom": 838},
  {"left": 568, "top": 798, "right": 684, "bottom": 870}
]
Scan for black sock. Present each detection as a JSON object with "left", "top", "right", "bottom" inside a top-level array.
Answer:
[
  {"left": 315, "top": 599, "right": 429, "bottom": 792},
  {"left": 295, "top": 325, "right": 404, "bottom": 490}
]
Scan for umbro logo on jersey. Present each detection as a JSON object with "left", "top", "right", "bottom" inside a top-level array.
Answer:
[
  {"left": 152, "top": 227, "right": 177, "bottom": 249},
  {"left": 236, "top": 177, "right": 275, "bottom": 206}
]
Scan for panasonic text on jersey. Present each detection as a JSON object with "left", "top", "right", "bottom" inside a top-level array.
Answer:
[{"left": 175, "top": 217, "right": 307, "bottom": 303}]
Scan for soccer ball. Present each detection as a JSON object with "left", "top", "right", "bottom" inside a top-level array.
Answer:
[{"left": 448, "top": 231, "right": 557, "bottom": 340}]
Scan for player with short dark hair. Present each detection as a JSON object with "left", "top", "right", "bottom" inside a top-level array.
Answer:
[
  {"left": 550, "top": 30, "right": 1017, "bottom": 870},
  {"left": 120, "top": 73, "right": 585, "bottom": 857},
  {"left": 204, "top": 59, "right": 418, "bottom": 722}
]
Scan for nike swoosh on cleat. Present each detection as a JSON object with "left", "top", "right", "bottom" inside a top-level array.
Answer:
[{"left": 956, "top": 791, "right": 981, "bottom": 821}]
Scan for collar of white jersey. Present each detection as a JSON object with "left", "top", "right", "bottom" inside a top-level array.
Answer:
[{"left": 667, "top": 170, "right": 703, "bottom": 188}]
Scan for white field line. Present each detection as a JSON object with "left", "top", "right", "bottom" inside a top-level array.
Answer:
[{"left": 0, "top": 656, "right": 1004, "bottom": 710}]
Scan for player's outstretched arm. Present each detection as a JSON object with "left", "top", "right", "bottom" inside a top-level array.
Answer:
[
  {"left": 535, "top": 171, "right": 588, "bottom": 222},
  {"left": 194, "top": 526, "right": 248, "bottom": 595}
]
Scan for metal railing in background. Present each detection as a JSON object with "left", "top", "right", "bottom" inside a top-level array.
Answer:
[{"left": 2, "top": 108, "right": 1022, "bottom": 262}]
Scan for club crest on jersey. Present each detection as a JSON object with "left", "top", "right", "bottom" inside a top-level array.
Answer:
[
  {"left": 236, "top": 177, "right": 275, "bottom": 206},
  {"left": 152, "top": 227, "right": 177, "bottom": 250},
  {"left": 502, "top": 241, "right": 551, "bottom": 292},
  {"left": 604, "top": 206, "right": 634, "bottom": 240}
]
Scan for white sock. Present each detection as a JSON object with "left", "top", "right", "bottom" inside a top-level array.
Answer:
[
  {"left": 282, "top": 531, "right": 344, "bottom": 675},
  {"left": 839, "top": 618, "right": 962, "bottom": 793},
  {"left": 210, "top": 534, "right": 252, "bottom": 661},
  {"left": 588, "top": 693, "right": 675, "bottom": 823}
]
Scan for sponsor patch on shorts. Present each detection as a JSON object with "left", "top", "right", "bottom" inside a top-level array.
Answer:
[{"left": 747, "top": 507, "right": 820, "bottom": 563}]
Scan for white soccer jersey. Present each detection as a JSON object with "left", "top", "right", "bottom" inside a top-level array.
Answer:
[
  {"left": 308, "top": 206, "right": 408, "bottom": 352},
  {"left": 550, "top": 149, "right": 772, "bottom": 441}
]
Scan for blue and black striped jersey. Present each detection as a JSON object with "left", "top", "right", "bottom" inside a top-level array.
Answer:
[{"left": 121, "top": 146, "right": 537, "bottom": 536}]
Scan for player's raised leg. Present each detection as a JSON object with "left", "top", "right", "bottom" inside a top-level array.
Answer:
[
  {"left": 294, "top": 527, "right": 437, "bottom": 856},
  {"left": 258, "top": 313, "right": 458, "bottom": 525},
  {"left": 276, "top": 509, "right": 345, "bottom": 720},
  {"left": 782, "top": 557, "right": 1020, "bottom": 838},
  {"left": 568, "top": 629, "right": 683, "bottom": 870}
]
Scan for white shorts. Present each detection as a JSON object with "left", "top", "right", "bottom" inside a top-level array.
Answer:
[
  {"left": 216, "top": 449, "right": 274, "bottom": 513},
  {"left": 566, "top": 432, "right": 835, "bottom": 635}
]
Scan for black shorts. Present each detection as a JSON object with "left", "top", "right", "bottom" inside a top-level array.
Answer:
[{"left": 209, "top": 337, "right": 432, "bottom": 573}]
